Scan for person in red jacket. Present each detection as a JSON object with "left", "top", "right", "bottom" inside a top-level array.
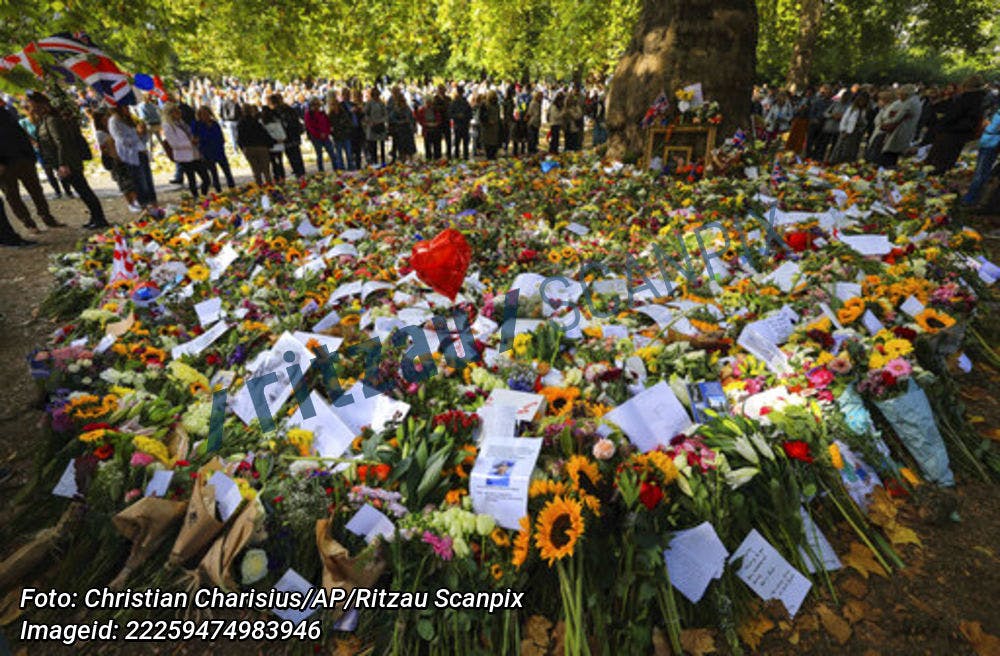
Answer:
[{"left": 304, "top": 98, "right": 337, "bottom": 172}]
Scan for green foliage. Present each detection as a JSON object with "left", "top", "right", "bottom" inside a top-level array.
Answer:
[
  {"left": 1, "top": 0, "right": 994, "bottom": 87},
  {"left": 757, "top": 0, "right": 999, "bottom": 84}
]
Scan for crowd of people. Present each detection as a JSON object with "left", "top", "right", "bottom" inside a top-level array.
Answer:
[
  {"left": 1, "top": 72, "right": 997, "bottom": 248},
  {"left": 755, "top": 76, "right": 1000, "bottom": 208}
]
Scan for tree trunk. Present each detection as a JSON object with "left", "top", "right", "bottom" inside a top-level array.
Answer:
[
  {"left": 786, "top": 0, "right": 824, "bottom": 92},
  {"left": 606, "top": 0, "right": 758, "bottom": 160}
]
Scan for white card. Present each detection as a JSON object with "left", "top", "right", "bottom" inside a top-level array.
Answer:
[
  {"left": 957, "top": 353, "right": 972, "bottom": 373},
  {"left": 207, "top": 471, "right": 243, "bottom": 522},
  {"left": 52, "top": 460, "right": 78, "bottom": 498},
  {"left": 604, "top": 381, "right": 693, "bottom": 453},
  {"left": 481, "top": 389, "right": 546, "bottom": 423},
  {"left": 565, "top": 222, "right": 590, "bottom": 236},
  {"left": 170, "top": 321, "right": 230, "bottom": 360},
  {"left": 207, "top": 244, "right": 239, "bottom": 280},
  {"left": 327, "top": 243, "right": 359, "bottom": 258},
  {"left": 313, "top": 310, "right": 341, "bottom": 332},
  {"left": 509, "top": 273, "right": 547, "bottom": 299},
  {"left": 976, "top": 256, "right": 999, "bottom": 285},
  {"left": 476, "top": 404, "right": 519, "bottom": 443},
  {"left": 861, "top": 310, "right": 883, "bottom": 335},
  {"left": 292, "top": 331, "right": 343, "bottom": 355},
  {"left": 737, "top": 324, "right": 791, "bottom": 374},
  {"left": 272, "top": 569, "right": 317, "bottom": 624},
  {"left": 663, "top": 522, "right": 729, "bottom": 603},
  {"left": 288, "top": 392, "right": 355, "bottom": 458},
  {"left": 345, "top": 504, "right": 395, "bottom": 544},
  {"left": 194, "top": 297, "right": 224, "bottom": 327},
  {"left": 297, "top": 219, "right": 319, "bottom": 237},
  {"left": 834, "top": 282, "right": 862, "bottom": 302},
  {"left": 840, "top": 234, "right": 893, "bottom": 256},
  {"left": 797, "top": 508, "right": 841, "bottom": 574},
  {"left": 731, "top": 529, "right": 812, "bottom": 617},
  {"left": 232, "top": 332, "right": 314, "bottom": 425},
  {"left": 471, "top": 315, "right": 499, "bottom": 339},
  {"left": 339, "top": 228, "right": 367, "bottom": 242},
  {"left": 332, "top": 382, "right": 411, "bottom": 435},
  {"left": 818, "top": 302, "right": 843, "bottom": 330},
  {"left": 144, "top": 470, "right": 174, "bottom": 498},
  {"left": 899, "top": 295, "right": 925, "bottom": 318},
  {"left": 470, "top": 437, "right": 543, "bottom": 529},
  {"left": 94, "top": 334, "right": 116, "bottom": 355},
  {"left": 764, "top": 261, "right": 801, "bottom": 293}
]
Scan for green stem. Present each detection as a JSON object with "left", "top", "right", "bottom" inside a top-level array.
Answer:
[
  {"left": 821, "top": 479, "right": 899, "bottom": 572},
  {"left": 658, "top": 564, "right": 684, "bottom": 655}
]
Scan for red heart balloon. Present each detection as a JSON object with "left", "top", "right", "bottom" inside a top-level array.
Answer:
[{"left": 410, "top": 228, "right": 471, "bottom": 300}]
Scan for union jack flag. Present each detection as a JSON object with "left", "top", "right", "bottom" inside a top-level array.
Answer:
[
  {"left": 770, "top": 158, "right": 788, "bottom": 189},
  {"left": 35, "top": 33, "right": 136, "bottom": 106},
  {"left": 0, "top": 42, "right": 44, "bottom": 78}
]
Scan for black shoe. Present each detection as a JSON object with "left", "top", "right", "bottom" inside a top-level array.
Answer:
[
  {"left": 66, "top": 191, "right": 75, "bottom": 198},
  {"left": 0, "top": 236, "right": 38, "bottom": 247},
  {"left": 82, "top": 221, "right": 110, "bottom": 230}
]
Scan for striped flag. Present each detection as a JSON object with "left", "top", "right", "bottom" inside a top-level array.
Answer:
[
  {"left": 110, "top": 231, "right": 137, "bottom": 282},
  {"left": 0, "top": 43, "right": 44, "bottom": 78},
  {"left": 36, "top": 33, "right": 136, "bottom": 106}
]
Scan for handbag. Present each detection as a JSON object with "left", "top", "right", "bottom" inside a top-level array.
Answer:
[{"left": 162, "top": 139, "right": 175, "bottom": 162}]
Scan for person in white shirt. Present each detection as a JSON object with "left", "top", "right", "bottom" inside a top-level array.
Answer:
[
  {"left": 829, "top": 91, "right": 869, "bottom": 164},
  {"left": 161, "top": 103, "right": 210, "bottom": 198}
]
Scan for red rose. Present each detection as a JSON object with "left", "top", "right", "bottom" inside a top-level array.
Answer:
[
  {"left": 93, "top": 444, "right": 114, "bottom": 460},
  {"left": 881, "top": 370, "right": 898, "bottom": 387},
  {"left": 785, "top": 231, "right": 812, "bottom": 253},
  {"left": 638, "top": 481, "right": 664, "bottom": 510},
  {"left": 782, "top": 440, "right": 813, "bottom": 464}
]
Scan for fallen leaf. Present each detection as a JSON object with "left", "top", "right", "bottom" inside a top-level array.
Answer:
[
  {"left": 651, "top": 627, "right": 671, "bottom": 656},
  {"left": 840, "top": 576, "right": 868, "bottom": 598},
  {"left": 737, "top": 616, "right": 774, "bottom": 651},
  {"left": 973, "top": 546, "right": 995, "bottom": 559},
  {"left": 886, "top": 523, "right": 923, "bottom": 548},
  {"left": 985, "top": 428, "right": 1000, "bottom": 443},
  {"left": 0, "top": 588, "right": 23, "bottom": 626},
  {"left": 842, "top": 542, "right": 888, "bottom": 579},
  {"left": 816, "top": 604, "right": 852, "bottom": 645},
  {"left": 679, "top": 628, "right": 717, "bottom": 656},
  {"left": 969, "top": 415, "right": 986, "bottom": 424},
  {"left": 959, "top": 620, "right": 1000, "bottom": 656},
  {"left": 796, "top": 613, "right": 819, "bottom": 633},
  {"left": 842, "top": 599, "right": 868, "bottom": 625}
]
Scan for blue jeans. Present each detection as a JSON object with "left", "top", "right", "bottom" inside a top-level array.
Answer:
[
  {"left": 311, "top": 137, "right": 337, "bottom": 171},
  {"left": 129, "top": 152, "right": 157, "bottom": 206},
  {"left": 333, "top": 140, "right": 352, "bottom": 170},
  {"left": 964, "top": 146, "right": 998, "bottom": 205}
]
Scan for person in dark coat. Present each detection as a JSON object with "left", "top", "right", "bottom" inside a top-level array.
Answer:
[
  {"left": 193, "top": 106, "right": 235, "bottom": 191},
  {"left": 481, "top": 91, "right": 501, "bottom": 160},
  {"left": 236, "top": 104, "right": 274, "bottom": 185},
  {"left": 448, "top": 87, "right": 473, "bottom": 159},
  {"left": 0, "top": 106, "right": 64, "bottom": 234},
  {"left": 927, "top": 75, "right": 987, "bottom": 174},
  {"left": 28, "top": 92, "right": 108, "bottom": 229}
]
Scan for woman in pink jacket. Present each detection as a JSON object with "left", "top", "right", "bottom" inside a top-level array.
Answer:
[{"left": 304, "top": 98, "right": 337, "bottom": 172}]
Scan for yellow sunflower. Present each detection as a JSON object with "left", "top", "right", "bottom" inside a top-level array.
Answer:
[
  {"left": 837, "top": 298, "right": 865, "bottom": 325},
  {"left": 188, "top": 264, "right": 210, "bottom": 282},
  {"left": 534, "top": 496, "right": 584, "bottom": 566},
  {"left": 512, "top": 516, "right": 532, "bottom": 568},
  {"left": 491, "top": 527, "right": 511, "bottom": 548},
  {"left": 540, "top": 386, "right": 581, "bottom": 417},
  {"left": 529, "top": 479, "right": 568, "bottom": 498},
  {"left": 564, "top": 455, "right": 601, "bottom": 490},
  {"left": 914, "top": 308, "right": 955, "bottom": 334}
]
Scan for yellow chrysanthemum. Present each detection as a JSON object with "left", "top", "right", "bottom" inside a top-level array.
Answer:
[
  {"left": 133, "top": 436, "right": 171, "bottom": 464},
  {"left": 287, "top": 428, "right": 314, "bottom": 456}
]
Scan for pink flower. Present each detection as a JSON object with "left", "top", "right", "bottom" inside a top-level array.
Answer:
[
  {"left": 422, "top": 531, "right": 453, "bottom": 561},
  {"left": 745, "top": 377, "right": 764, "bottom": 395},
  {"left": 124, "top": 488, "right": 141, "bottom": 502},
  {"left": 884, "top": 358, "right": 912, "bottom": 378},
  {"left": 806, "top": 367, "right": 834, "bottom": 389},
  {"left": 130, "top": 452, "right": 155, "bottom": 467},
  {"left": 592, "top": 438, "right": 615, "bottom": 461}
]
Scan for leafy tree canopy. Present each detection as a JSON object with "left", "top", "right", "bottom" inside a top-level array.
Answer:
[{"left": 1, "top": 0, "right": 996, "bottom": 88}]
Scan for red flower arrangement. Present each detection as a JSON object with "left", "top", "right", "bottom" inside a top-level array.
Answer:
[{"left": 781, "top": 440, "right": 813, "bottom": 464}]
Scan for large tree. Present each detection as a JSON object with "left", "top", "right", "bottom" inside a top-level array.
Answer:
[{"left": 605, "top": 0, "right": 758, "bottom": 160}]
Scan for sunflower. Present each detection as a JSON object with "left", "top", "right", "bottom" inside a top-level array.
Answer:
[
  {"left": 914, "top": 308, "right": 955, "bottom": 334},
  {"left": 491, "top": 527, "right": 511, "bottom": 548},
  {"left": 512, "top": 516, "right": 532, "bottom": 568},
  {"left": 564, "top": 455, "right": 601, "bottom": 490},
  {"left": 530, "top": 479, "right": 568, "bottom": 498},
  {"left": 584, "top": 401, "right": 612, "bottom": 418},
  {"left": 534, "top": 496, "right": 584, "bottom": 566},
  {"left": 547, "top": 250, "right": 562, "bottom": 264},
  {"left": 491, "top": 564, "right": 504, "bottom": 581},
  {"left": 540, "top": 386, "right": 581, "bottom": 417},
  {"left": 837, "top": 298, "right": 865, "bottom": 325},
  {"left": 188, "top": 264, "right": 210, "bottom": 282},
  {"left": 340, "top": 314, "right": 361, "bottom": 327}
]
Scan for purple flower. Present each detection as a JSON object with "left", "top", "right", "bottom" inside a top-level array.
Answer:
[
  {"left": 422, "top": 531, "right": 453, "bottom": 561},
  {"left": 228, "top": 344, "right": 248, "bottom": 365}
]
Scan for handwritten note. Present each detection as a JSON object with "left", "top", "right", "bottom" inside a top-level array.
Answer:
[
  {"left": 730, "top": 529, "right": 811, "bottom": 617},
  {"left": 144, "top": 470, "right": 174, "bottom": 498},
  {"left": 604, "top": 381, "right": 693, "bottom": 453},
  {"left": 663, "top": 522, "right": 729, "bottom": 603},
  {"left": 470, "top": 437, "right": 542, "bottom": 529}
]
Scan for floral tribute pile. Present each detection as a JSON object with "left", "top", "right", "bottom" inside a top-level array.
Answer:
[{"left": 25, "top": 152, "right": 1000, "bottom": 654}]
